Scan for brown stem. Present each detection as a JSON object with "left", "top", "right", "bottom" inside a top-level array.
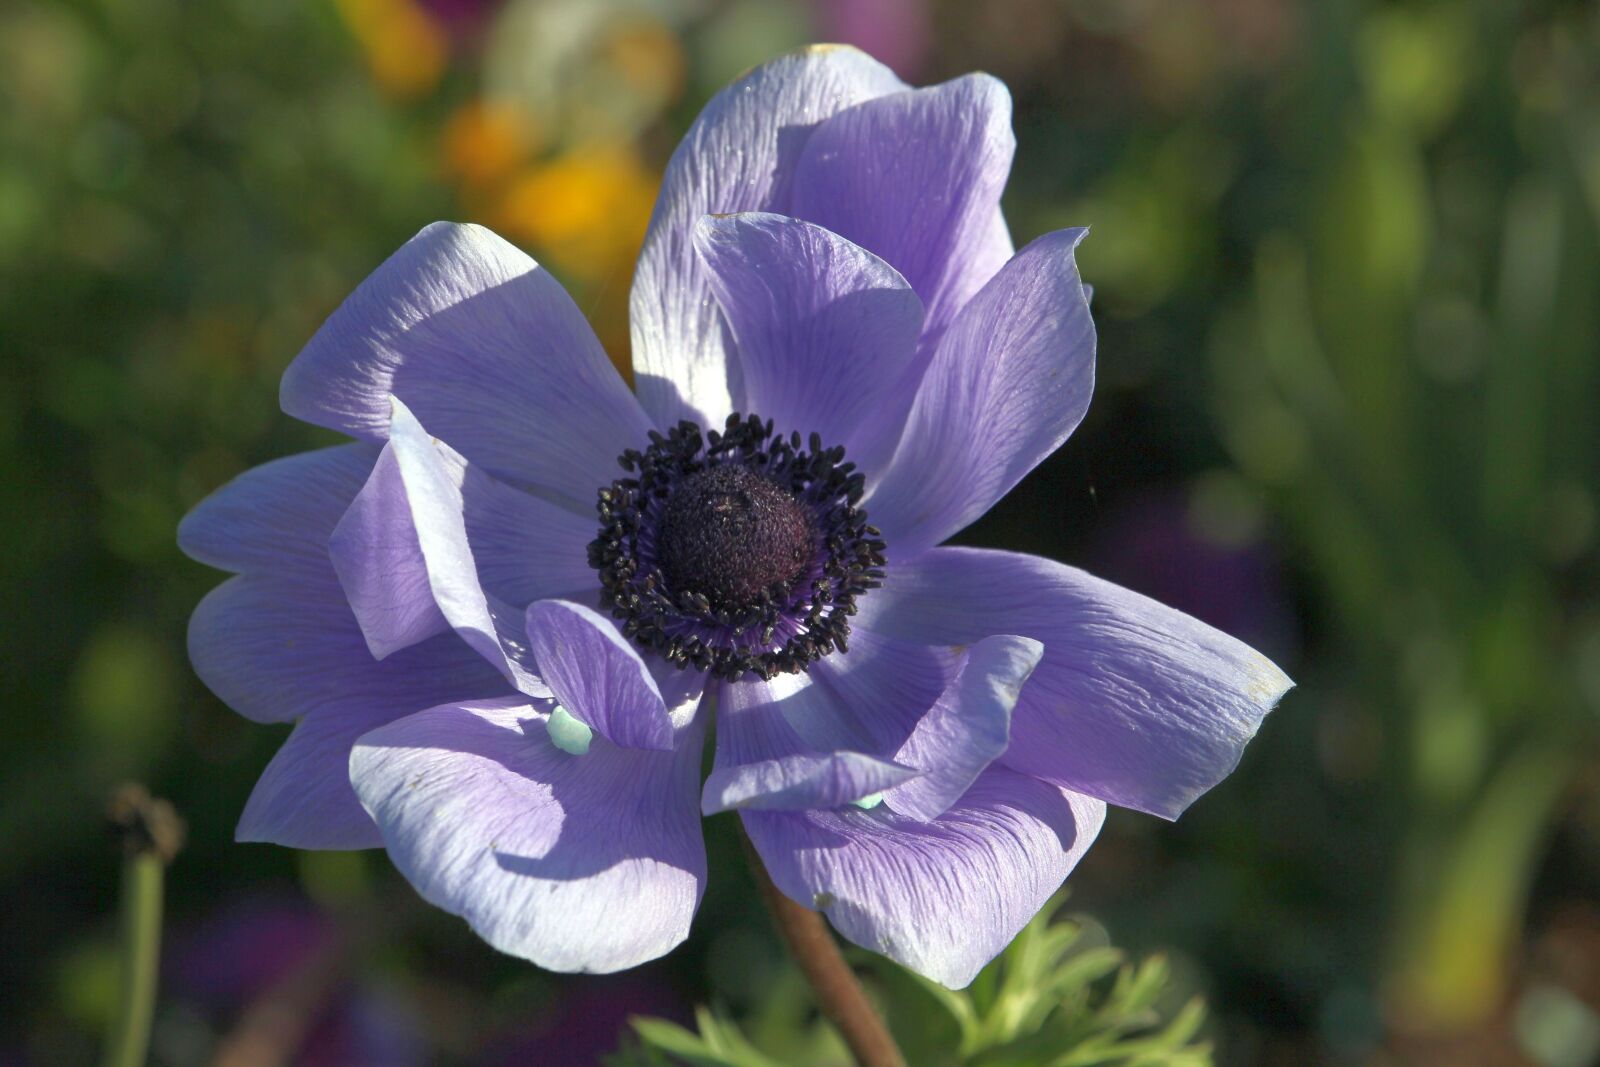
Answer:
[{"left": 742, "top": 832, "right": 907, "bottom": 1067}]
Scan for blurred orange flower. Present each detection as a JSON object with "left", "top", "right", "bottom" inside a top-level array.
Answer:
[{"left": 441, "top": 99, "right": 543, "bottom": 188}]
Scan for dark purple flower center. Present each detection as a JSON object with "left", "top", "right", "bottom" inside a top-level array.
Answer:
[
  {"left": 657, "top": 465, "right": 813, "bottom": 607},
  {"left": 588, "top": 414, "right": 886, "bottom": 681}
]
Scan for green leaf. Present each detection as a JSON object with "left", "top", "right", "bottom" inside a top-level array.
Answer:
[
  {"left": 622, "top": 1009, "right": 789, "bottom": 1067},
  {"left": 617, "top": 895, "right": 1210, "bottom": 1066}
]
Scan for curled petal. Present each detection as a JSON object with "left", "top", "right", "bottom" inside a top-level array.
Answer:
[
  {"left": 792, "top": 73, "right": 1015, "bottom": 350},
  {"left": 881, "top": 635, "right": 1042, "bottom": 822},
  {"left": 631, "top": 45, "right": 905, "bottom": 429},
  {"left": 701, "top": 753, "right": 916, "bottom": 815},
  {"left": 694, "top": 212, "right": 924, "bottom": 474},
  {"left": 328, "top": 397, "right": 549, "bottom": 695},
  {"left": 705, "top": 676, "right": 916, "bottom": 814}
]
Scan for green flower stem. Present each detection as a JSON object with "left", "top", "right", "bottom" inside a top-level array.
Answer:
[
  {"left": 102, "top": 786, "right": 184, "bottom": 1067},
  {"left": 742, "top": 831, "right": 907, "bottom": 1067},
  {"left": 102, "top": 850, "right": 164, "bottom": 1067}
]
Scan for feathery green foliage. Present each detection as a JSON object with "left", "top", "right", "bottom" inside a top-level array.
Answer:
[{"left": 608, "top": 898, "right": 1211, "bottom": 1067}]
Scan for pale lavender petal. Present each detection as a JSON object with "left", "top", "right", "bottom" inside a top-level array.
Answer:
[
  {"left": 791, "top": 74, "right": 1015, "bottom": 350},
  {"left": 701, "top": 754, "right": 916, "bottom": 815},
  {"left": 742, "top": 768, "right": 1105, "bottom": 988},
  {"left": 854, "top": 547, "right": 1294, "bottom": 819},
  {"left": 238, "top": 710, "right": 393, "bottom": 850},
  {"left": 805, "top": 631, "right": 1040, "bottom": 821},
  {"left": 229, "top": 627, "right": 510, "bottom": 849},
  {"left": 881, "top": 635, "right": 1042, "bottom": 822},
  {"left": 648, "top": 656, "right": 709, "bottom": 732},
  {"left": 717, "top": 673, "right": 836, "bottom": 764},
  {"left": 281, "top": 222, "right": 650, "bottom": 509},
  {"left": 456, "top": 456, "right": 599, "bottom": 608},
  {"left": 188, "top": 575, "right": 506, "bottom": 728},
  {"left": 705, "top": 675, "right": 916, "bottom": 814},
  {"left": 192, "top": 574, "right": 509, "bottom": 846},
  {"left": 630, "top": 45, "right": 904, "bottom": 429},
  {"left": 805, "top": 629, "right": 955, "bottom": 754},
  {"left": 350, "top": 697, "right": 706, "bottom": 973},
  {"left": 712, "top": 634, "right": 1030, "bottom": 820},
  {"left": 865, "top": 228, "right": 1095, "bottom": 556},
  {"left": 182, "top": 444, "right": 512, "bottom": 845},
  {"left": 329, "top": 407, "right": 597, "bottom": 665},
  {"left": 178, "top": 444, "right": 379, "bottom": 577},
  {"left": 525, "top": 600, "right": 673, "bottom": 751},
  {"left": 693, "top": 213, "right": 923, "bottom": 473}
]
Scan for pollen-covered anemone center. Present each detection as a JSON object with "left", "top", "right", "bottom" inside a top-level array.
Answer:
[
  {"left": 658, "top": 465, "right": 813, "bottom": 607},
  {"left": 588, "top": 414, "right": 886, "bottom": 681}
]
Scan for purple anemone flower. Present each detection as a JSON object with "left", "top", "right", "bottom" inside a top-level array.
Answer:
[{"left": 180, "top": 45, "right": 1291, "bottom": 989}]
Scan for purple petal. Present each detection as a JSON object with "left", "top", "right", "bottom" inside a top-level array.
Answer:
[
  {"left": 805, "top": 631, "right": 1039, "bottom": 821},
  {"left": 630, "top": 45, "right": 904, "bottom": 429},
  {"left": 178, "top": 444, "right": 380, "bottom": 577},
  {"left": 525, "top": 600, "right": 674, "bottom": 751},
  {"left": 329, "top": 443, "right": 450, "bottom": 659},
  {"left": 743, "top": 767, "right": 1105, "bottom": 988},
  {"left": 855, "top": 547, "right": 1294, "bottom": 819},
  {"left": 237, "top": 710, "right": 393, "bottom": 849},
  {"left": 280, "top": 222, "right": 650, "bottom": 508},
  {"left": 330, "top": 398, "right": 549, "bottom": 695},
  {"left": 791, "top": 74, "right": 1015, "bottom": 350},
  {"left": 704, "top": 676, "right": 916, "bottom": 814},
  {"left": 702, "top": 754, "right": 916, "bottom": 815},
  {"left": 881, "top": 635, "right": 1042, "bottom": 822},
  {"left": 191, "top": 572, "right": 509, "bottom": 846},
  {"left": 717, "top": 673, "right": 846, "bottom": 763},
  {"left": 457, "top": 457, "right": 600, "bottom": 610},
  {"left": 806, "top": 629, "right": 954, "bottom": 754},
  {"left": 710, "top": 633, "right": 1031, "bottom": 820},
  {"left": 648, "top": 656, "right": 709, "bottom": 730},
  {"left": 693, "top": 213, "right": 924, "bottom": 474},
  {"left": 188, "top": 574, "right": 506, "bottom": 729},
  {"left": 181, "top": 443, "right": 511, "bottom": 847},
  {"left": 864, "top": 228, "right": 1095, "bottom": 556},
  {"left": 328, "top": 396, "right": 597, "bottom": 657},
  {"left": 339, "top": 425, "right": 595, "bottom": 624},
  {"left": 350, "top": 697, "right": 707, "bottom": 973}
]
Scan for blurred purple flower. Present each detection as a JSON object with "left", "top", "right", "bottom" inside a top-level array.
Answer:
[
  {"left": 165, "top": 896, "right": 334, "bottom": 1010},
  {"left": 1089, "top": 488, "right": 1296, "bottom": 660},
  {"left": 417, "top": 0, "right": 498, "bottom": 35},
  {"left": 165, "top": 895, "right": 423, "bottom": 1067},
  {"left": 478, "top": 972, "right": 687, "bottom": 1067},
  {"left": 811, "top": 0, "right": 933, "bottom": 80},
  {"left": 181, "top": 46, "right": 1290, "bottom": 988}
]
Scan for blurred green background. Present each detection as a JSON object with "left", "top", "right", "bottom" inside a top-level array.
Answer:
[{"left": 3, "top": 0, "right": 1598, "bottom": 1064}]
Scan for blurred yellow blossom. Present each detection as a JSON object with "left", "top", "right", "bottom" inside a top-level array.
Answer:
[
  {"left": 488, "top": 143, "right": 658, "bottom": 368},
  {"left": 493, "top": 143, "right": 656, "bottom": 285},
  {"left": 336, "top": 0, "right": 450, "bottom": 100}
]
